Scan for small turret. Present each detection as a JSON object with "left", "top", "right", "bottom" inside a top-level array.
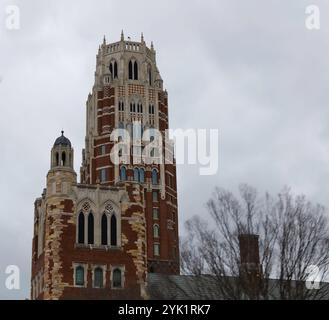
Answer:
[{"left": 51, "top": 131, "right": 74, "bottom": 170}]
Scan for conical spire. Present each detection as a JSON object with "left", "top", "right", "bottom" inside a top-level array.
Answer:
[
  {"left": 103, "top": 35, "right": 106, "bottom": 45},
  {"left": 121, "top": 30, "right": 124, "bottom": 41},
  {"left": 141, "top": 32, "right": 144, "bottom": 43}
]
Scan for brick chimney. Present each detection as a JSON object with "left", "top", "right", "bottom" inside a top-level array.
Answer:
[{"left": 238, "top": 234, "right": 262, "bottom": 298}]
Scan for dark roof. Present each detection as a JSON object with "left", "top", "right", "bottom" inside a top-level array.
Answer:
[
  {"left": 54, "top": 131, "right": 71, "bottom": 148},
  {"left": 147, "top": 273, "right": 329, "bottom": 300},
  {"left": 147, "top": 273, "right": 224, "bottom": 300}
]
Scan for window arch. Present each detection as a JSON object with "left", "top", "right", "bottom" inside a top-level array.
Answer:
[
  {"left": 134, "top": 168, "right": 139, "bottom": 182},
  {"left": 130, "top": 102, "right": 136, "bottom": 113},
  {"left": 61, "top": 152, "right": 66, "bottom": 166},
  {"left": 152, "top": 169, "right": 158, "bottom": 185},
  {"left": 149, "top": 104, "right": 155, "bottom": 114},
  {"left": 120, "top": 166, "right": 127, "bottom": 181},
  {"left": 101, "top": 213, "right": 108, "bottom": 245},
  {"left": 139, "top": 168, "right": 145, "bottom": 183},
  {"left": 78, "top": 213, "right": 85, "bottom": 244},
  {"left": 88, "top": 213, "right": 94, "bottom": 245},
  {"left": 75, "top": 266, "right": 85, "bottom": 286},
  {"left": 55, "top": 152, "right": 59, "bottom": 166},
  {"left": 109, "top": 63, "right": 113, "bottom": 78},
  {"left": 109, "top": 60, "right": 118, "bottom": 79},
  {"left": 110, "top": 214, "right": 117, "bottom": 246},
  {"left": 114, "top": 61, "right": 118, "bottom": 78},
  {"left": 129, "top": 60, "right": 138, "bottom": 80},
  {"left": 118, "top": 101, "right": 124, "bottom": 112},
  {"left": 94, "top": 268, "right": 104, "bottom": 288},
  {"left": 148, "top": 65, "right": 152, "bottom": 85},
  {"left": 153, "top": 224, "right": 160, "bottom": 238},
  {"left": 112, "top": 269, "right": 122, "bottom": 288},
  {"left": 134, "top": 61, "right": 138, "bottom": 80},
  {"left": 128, "top": 61, "right": 133, "bottom": 80}
]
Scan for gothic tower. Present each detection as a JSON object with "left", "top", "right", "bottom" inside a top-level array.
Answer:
[
  {"left": 31, "top": 33, "right": 179, "bottom": 300},
  {"left": 80, "top": 32, "right": 179, "bottom": 274}
]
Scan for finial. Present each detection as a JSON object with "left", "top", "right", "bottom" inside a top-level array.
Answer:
[
  {"left": 141, "top": 32, "right": 144, "bottom": 43},
  {"left": 103, "top": 35, "right": 106, "bottom": 45},
  {"left": 61, "top": 130, "right": 64, "bottom": 136},
  {"left": 121, "top": 30, "right": 124, "bottom": 41},
  {"left": 151, "top": 41, "right": 154, "bottom": 50}
]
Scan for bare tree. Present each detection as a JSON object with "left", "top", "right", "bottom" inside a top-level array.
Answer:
[{"left": 180, "top": 185, "right": 329, "bottom": 300}]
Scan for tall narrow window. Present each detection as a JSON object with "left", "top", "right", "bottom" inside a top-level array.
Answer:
[
  {"left": 154, "top": 244, "right": 160, "bottom": 256},
  {"left": 139, "top": 169, "right": 145, "bottom": 183},
  {"left": 101, "top": 214, "right": 108, "bottom": 245},
  {"left": 134, "top": 61, "right": 138, "bottom": 80},
  {"left": 129, "top": 61, "right": 133, "bottom": 80},
  {"left": 78, "top": 213, "right": 85, "bottom": 244},
  {"left": 109, "top": 63, "right": 113, "bottom": 79},
  {"left": 134, "top": 168, "right": 139, "bottom": 182},
  {"left": 100, "top": 169, "right": 107, "bottom": 183},
  {"left": 152, "top": 169, "right": 158, "bottom": 185},
  {"left": 88, "top": 213, "right": 94, "bottom": 245},
  {"left": 112, "top": 269, "right": 122, "bottom": 288},
  {"left": 110, "top": 215, "right": 117, "bottom": 246},
  {"left": 61, "top": 152, "right": 66, "bottom": 166},
  {"left": 152, "top": 191, "right": 158, "bottom": 202},
  {"left": 94, "top": 268, "right": 104, "bottom": 288},
  {"left": 114, "top": 61, "right": 118, "bottom": 78},
  {"left": 153, "top": 208, "right": 159, "bottom": 220},
  {"left": 153, "top": 224, "right": 160, "bottom": 238},
  {"left": 120, "top": 166, "right": 127, "bottom": 181},
  {"left": 148, "top": 66, "right": 152, "bottom": 85},
  {"left": 75, "top": 266, "right": 85, "bottom": 286},
  {"left": 55, "top": 152, "right": 59, "bottom": 166},
  {"left": 100, "top": 145, "right": 106, "bottom": 155}
]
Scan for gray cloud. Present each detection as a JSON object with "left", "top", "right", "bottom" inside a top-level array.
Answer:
[{"left": 0, "top": 0, "right": 328, "bottom": 299}]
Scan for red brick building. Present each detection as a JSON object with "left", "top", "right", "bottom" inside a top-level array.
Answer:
[{"left": 31, "top": 33, "right": 179, "bottom": 300}]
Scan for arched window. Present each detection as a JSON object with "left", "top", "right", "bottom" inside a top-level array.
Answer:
[
  {"left": 120, "top": 166, "right": 127, "bottom": 181},
  {"left": 128, "top": 61, "right": 133, "bottom": 80},
  {"left": 137, "top": 103, "right": 143, "bottom": 114},
  {"left": 149, "top": 104, "right": 155, "bottom": 115},
  {"left": 148, "top": 65, "right": 152, "bottom": 85},
  {"left": 61, "top": 152, "right": 66, "bottom": 166},
  {"left": 134, "top": 168, "right": 139, "bottom": 182},
  {"left": 109, "top": 63, "right": 113, "bottom": 79},
  {"left": 88, "top": 213, "right": 94, "bottom": 245},
  {"left": 153, "top": 224, "right": 160, "bottom": 238},
  {"left": 101, "top": 214, "right": 108, "bottom": 245},
  {"left": 134, "top": 61, "right": 138, "bottom": 80},
  {"left": 114, "top": 61, "right": 118, "bottom": 78},
  {"left": 75, "top": 266, "right": 84, "bottom": 286},
  {"left": 78, "top": 213, "right": 85, "bottom": 244},
  {"left": 55, "top": 152, "right": 59, "bottom": 166},
  {"left": 139, "top": 168, "right": 145, "bottom": 183},
  {"left": 94, "top": 268, "right": 104, "bottom": 288},
  {"left": 152, "top": 169, "right": 158, "bottom": 185},
  {"left": 112, "top": 269, "right": 122, "bottom": 288},
  {"left": 110, "top": 215, "right": 117, "bottom": 246}
]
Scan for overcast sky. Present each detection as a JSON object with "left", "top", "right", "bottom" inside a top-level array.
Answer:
[{"left": 1, "top": 0, "right": 329, "bottom": 299}]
